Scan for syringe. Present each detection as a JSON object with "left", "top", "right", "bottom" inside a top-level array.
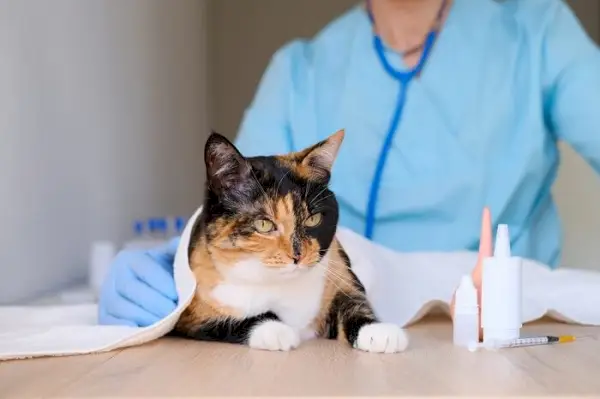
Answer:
[
  {"left": 468, "top": 335, "right": 575, "bottom": 351},
  {"left": 496, "top": 335, "right": 575, "bottom": 348}
]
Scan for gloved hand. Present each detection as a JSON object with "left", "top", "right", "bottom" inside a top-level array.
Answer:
[{"left": 98, "top": 236, "right": 181, "bottom": 327}]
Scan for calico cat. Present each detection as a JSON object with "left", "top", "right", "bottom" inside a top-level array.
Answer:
[{"left": 173, "top": 129, "right": 408, "bottom": 353}]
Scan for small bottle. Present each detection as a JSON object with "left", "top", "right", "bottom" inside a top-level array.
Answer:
[
  {"left": 155, "top": 217, "right": 168, "bottom": 240},
  {"left": 123, "top": 218, "right": 165, "bottom": 250},
  {"left": 481, "top": 224, "right": 523, "bottom": 343},
  {"left": 148, "top": 217, "right": 159, "bottom": 238},
  {"left": 88, "top": 240, "right": 117, "bottom": 298},
  {"left": 453, "top": 274, "right": 480, "bottom": 347}
]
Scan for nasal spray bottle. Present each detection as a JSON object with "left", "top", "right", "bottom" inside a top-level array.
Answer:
[{"left": 481, "top": 224, "right": 523, "bottom": 344}]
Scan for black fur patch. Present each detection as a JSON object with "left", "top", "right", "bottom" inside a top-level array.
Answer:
[
  {"left": 185, "top": 312, "right": 280, "bottom": 344},
  {"left": 323, "top": 246, "right": 376, "bottom": 344}
]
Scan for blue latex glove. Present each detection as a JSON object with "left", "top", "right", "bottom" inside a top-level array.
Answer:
[{"left": 98, "top": 236, "right": 180, "bottom": 327}]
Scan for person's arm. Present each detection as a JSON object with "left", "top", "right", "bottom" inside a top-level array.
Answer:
[
  {"left": 544, "top": 2, "right": 600, "bottom": 173},
  {"left": 233, "top": 40, "right": 308, "bottom": 156}
]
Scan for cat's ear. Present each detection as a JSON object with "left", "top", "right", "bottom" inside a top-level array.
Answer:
[
  {"left": 204, "top": 131, "right": 252, "bottom": 194},
  {"left": 296, "top": 129, "right": 345, "bottom": 182}
]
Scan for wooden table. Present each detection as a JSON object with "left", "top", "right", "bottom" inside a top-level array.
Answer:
[{"left": 1, "top": 316, "right": 599, "bottom": 397}]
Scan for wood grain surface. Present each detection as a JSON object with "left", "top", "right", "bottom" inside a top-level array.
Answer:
[{"left": 1, "top": 316, "right": 599, "bottom": 397}]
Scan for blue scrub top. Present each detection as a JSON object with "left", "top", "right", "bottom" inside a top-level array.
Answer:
[{"left": 234, "top": 0, "right": 600, "bottom": 268}]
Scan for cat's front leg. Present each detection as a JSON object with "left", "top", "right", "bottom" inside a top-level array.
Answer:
[
  {"left": 247, "top": 320, "right": 301, "bottom": 351},
  {"left": 331, "top": 292, "right": 409, "bottom": 353},
  {"left": 353, "top": 322, "right": 409, "bottom": 353},
  {"left": 185, "top": 311, "right": 300, "bottom": 352}
]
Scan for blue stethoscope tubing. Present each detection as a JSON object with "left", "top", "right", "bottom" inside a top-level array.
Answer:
[{"left": 363, "top": 0, "right": 445, "bottom": 240}]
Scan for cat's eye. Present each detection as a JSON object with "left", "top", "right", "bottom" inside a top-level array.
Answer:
[
  {"left": 304, "top": 213, "right": 323, "bottom": 228},
  {"left": 254, "top": 219, "right": 275, "bottom": 233}
]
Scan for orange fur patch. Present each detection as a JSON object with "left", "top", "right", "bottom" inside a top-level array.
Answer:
[
  {"left": 175, "top": 238, "right": 240, "bottom": 333},
  {"left": 204, "top": 193, "right": 321, "bottom": 269},
  {"left": 276, "top": 129, "right": 345, "bottom": 182}
]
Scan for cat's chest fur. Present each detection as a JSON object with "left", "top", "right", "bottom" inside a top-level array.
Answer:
[{"left": 210, "top": 258, "right": 328, "bottom": 334}]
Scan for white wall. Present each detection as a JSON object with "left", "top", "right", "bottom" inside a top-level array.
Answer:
[
  {"left": 553, "top": 1, "right": 600, "bottom": 270},
  {"left": 0, "top": 0, "right": 209, "bottom": 304},
  {"left": 208, "top": 0, "right": 600, "bottom": 270}
]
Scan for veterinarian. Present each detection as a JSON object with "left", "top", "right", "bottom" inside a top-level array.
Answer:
[{"left": 98, "top": 0, "right": 600, "bottom": 327}]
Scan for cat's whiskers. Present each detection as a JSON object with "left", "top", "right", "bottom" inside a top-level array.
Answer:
[
  {"left": 275, "top": 169, "right": 291, "bottom": 195},
  {"left": 325, "top": 259, "right": 369, "bottom": 288},
  {"left": 309, "top": 186, "right": 329, "bottom": 207},
  {"left": 323, "top": 270, "right": 355, "bottom": 301},
  {"left": 304, "top": 179, "right": 312, "bottom": 203},
  {"left": 323, "top": 269, "right": 346, "bottom": 289},
  {"left": 324, "top": 273, "right": 350, "bottom": 292},
  {"left": 311, "top": 193, "right": 334, "bottom": 208},
  {"left": 321, "top": 260, "right": 353, "bottom": 281},
  {"left": 324, "top": 264, "right": 354, "bottom": 286}
]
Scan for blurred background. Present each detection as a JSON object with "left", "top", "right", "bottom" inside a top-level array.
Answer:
[{"left": 1, "top": 0, "right": 599, "bottom": 304}]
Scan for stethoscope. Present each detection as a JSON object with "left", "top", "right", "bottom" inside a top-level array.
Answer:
[{"left": 364, "top": 0, "right": 448, "bottom": 239}]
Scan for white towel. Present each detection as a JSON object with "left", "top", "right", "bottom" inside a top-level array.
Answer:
[{"left": 1, "top": 206, "right": 599, "bottom": 361}]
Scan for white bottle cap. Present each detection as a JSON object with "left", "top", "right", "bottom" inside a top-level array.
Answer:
[
  {"left": 455, "top": 274, "right": 478, "bottom": 313},
  {"left": 89, "top": 241, "right": 117, "bottom": 297},
  {"left": 494, "top": 224, "right": 511, "bottom": 257}
]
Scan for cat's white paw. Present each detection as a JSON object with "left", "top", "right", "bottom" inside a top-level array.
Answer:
[
  {"left": 355, "top": 323, "right": 408, "bottom": 353},
  {"left": 248, "top": 321, "right": 300, "bottom": 351}
]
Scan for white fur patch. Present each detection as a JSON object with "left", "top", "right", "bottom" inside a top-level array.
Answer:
[
  {"left": 355, "top": 323, "right": 409, "bottom": 353},
  {"left": 211, "top": 256, "right": 329, "bottom": 336},
  {"left": 248, "top": 320, "right": 300, "bottom": 351}
]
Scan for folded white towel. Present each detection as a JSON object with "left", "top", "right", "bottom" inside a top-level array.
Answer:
[{"left": 1, "top": 206, "right": 599, "bottom": 361}]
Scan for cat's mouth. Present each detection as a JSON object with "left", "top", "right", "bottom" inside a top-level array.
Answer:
[{"left": 275, "top": 262, "right": 319, "bottom": 277}]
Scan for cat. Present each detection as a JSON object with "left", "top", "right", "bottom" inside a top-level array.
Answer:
[{"left": 173, "top": 129, "right": 408, "bottom": 353}]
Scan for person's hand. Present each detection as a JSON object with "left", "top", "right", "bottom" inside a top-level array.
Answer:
[{"left": 98, "top": 236, "right": 181, "bottom": 327}]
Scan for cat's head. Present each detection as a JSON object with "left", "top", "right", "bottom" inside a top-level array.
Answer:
[{"left": 200, "top": 129, "right": 345, "bottom": 282}]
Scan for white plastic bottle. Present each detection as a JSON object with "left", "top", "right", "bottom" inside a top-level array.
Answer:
[
  {"left": 88, "top": 240, "right": 117, "bottom": 298},
  {"left": 453, "top": 274, "right": 480, "bottom": 347},
  {"left": 481, "top": 224, "right": 523, "bottom": 344}
]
